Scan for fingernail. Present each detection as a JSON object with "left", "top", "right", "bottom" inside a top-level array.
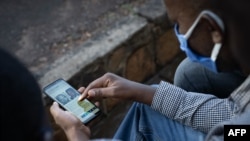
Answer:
[{"left": 78, "top": 96, "right": 82, "bottom": 101}]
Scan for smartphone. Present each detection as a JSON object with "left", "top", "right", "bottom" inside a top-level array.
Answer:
[{"left": 43, "top": 78, "right": 100, "bottom": 124}]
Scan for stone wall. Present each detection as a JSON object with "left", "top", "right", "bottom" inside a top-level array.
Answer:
[
  {"left": 43, "top": 0, "right": 183, "bottom": 140},
  {"left": 66, "top": 17, "right": 180, "bottom": 114}
]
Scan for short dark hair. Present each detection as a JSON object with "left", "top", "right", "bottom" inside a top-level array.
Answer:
[
  {"left": 0, "top": 48, "right": 50, "bottom": 141},
  {"left": 217, "top": 0, "right": 250, "bottom": 69}
]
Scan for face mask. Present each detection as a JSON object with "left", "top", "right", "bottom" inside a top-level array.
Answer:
[{"left": 174, "top": 10, "right": 224, "bottom": 73}]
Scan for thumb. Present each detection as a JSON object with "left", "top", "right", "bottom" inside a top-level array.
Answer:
[{"left": 50, "top": 102, "right": 62, "bottom": 117}]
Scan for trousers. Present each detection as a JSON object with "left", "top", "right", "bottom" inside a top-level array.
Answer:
[
  {"left": 113, "top": 102, "right": 206, "bottom": 141},
  {"left": 174, "top": 58, "right": 246, "bottom": 98}
]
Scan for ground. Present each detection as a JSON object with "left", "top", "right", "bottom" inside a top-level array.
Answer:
[{"left": 0, "top": 0, "right": 146, "bottom": 72}]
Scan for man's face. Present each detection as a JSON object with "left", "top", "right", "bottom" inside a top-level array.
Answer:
[
  {"left": 163, "top": 0, "right": 214, "bottom": 58},
  {"left": 164, "top": 0, "right": 240, "bottom": 72}
]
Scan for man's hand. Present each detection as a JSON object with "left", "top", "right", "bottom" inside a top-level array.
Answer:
[
  {"left": 50, "top": 102, "right": 90, "bottom": 141},
  {"left": 78, "top": 72, "right": 156, "bottom": 105}
]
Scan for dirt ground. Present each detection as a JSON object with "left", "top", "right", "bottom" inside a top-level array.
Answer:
[{"left": 0, "top": 0, "right": 147, "bottom": 73}]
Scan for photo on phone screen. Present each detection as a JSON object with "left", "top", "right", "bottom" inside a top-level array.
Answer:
[{"left": 43, "top": 78, "right": 100, "bottom": 124}]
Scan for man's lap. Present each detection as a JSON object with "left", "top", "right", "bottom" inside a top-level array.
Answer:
[
  {"left": 174, "top": 58, "right": 246, "bottom": 98},
  {"left": 114, "top": 102, "right": 206, "bottom": 141}
]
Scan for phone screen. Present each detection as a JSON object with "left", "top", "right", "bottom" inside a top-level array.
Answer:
[{"left": 43, "top": 78, "right": 100, "bottom": 124}]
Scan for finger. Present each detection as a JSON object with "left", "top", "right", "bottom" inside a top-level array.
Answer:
[
  {"left": 94, "top": 101, "right": 100, "bottom": 107},
  {"left": 78, "top": 76, "right": 107, "bottom": 101},
  {"left": 87, "top": 87, "right": 115, "bottom": 99},
  {"left": 78, "top": 87, "right": 85, "bottom": 93},
  {"left": 50, "top": 102, "right": 63, "bottom": 118}
]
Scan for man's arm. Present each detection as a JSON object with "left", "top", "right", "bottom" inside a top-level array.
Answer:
[{"left": 151, "top": 81, "right": 236, "bottom": 133}]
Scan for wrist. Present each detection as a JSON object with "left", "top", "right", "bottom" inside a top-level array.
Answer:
[
  {"left": 132, "top": 82, "right": 156, "bottom": 105},
  {"left": 65, "top": 126, "right": 90, "bottom": 141}
]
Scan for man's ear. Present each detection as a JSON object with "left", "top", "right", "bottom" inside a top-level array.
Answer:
[
  {"left": 211, "top": 30, "right": 222, "bottom": 44},
  {"left": 201, "top": 14, "right": 224, "bottom": 44}
]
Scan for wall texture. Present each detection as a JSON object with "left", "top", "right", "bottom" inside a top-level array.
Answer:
[{"left": 43, "top": 0, "right": 184, "bottom": 140}]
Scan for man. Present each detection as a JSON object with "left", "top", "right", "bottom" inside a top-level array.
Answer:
[
  {"left": 52, "top": 0, "right": 250, "bottom": 141},
  {"left": 171, "top": 0, "right": 246, "bottom": 98}
]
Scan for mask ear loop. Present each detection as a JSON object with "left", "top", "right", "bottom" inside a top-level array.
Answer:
[
  {"left": 202, "top": 11, "right": 224, "bottom": 61},
  {"left": 211, "top": 43, "right": 222, "bottom": 61},
  {"left": 184, "top": 12, "right": 204, "bottom": 39},
  {"left": 184, "top": 10, "right": 225, "bottom": 62},
  {"left": 184, "top": 10, "right": 225, "bottom": 39}
]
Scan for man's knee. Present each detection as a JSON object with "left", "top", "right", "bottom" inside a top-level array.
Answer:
[{"left": 174, "top": 58, "right": 202, "bottom": 89}]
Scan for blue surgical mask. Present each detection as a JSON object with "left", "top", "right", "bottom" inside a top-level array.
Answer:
[{"left": 174, "top": 10, "right": 224, "bottom": 73}]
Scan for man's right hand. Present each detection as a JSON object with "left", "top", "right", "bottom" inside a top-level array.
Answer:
[{"left": 78, "top": 72, "right": 156, "bottom": 105}]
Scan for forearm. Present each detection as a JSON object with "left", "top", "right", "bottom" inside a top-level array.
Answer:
[
  {"left": 128, "top": 81, "right": 156, "bottom": 105},
  {"left": 151, "top": 81, "right": 236, "bottom": 133},
  {"left": 64, "top": 126, "right": 90, "bottom": 141}
]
